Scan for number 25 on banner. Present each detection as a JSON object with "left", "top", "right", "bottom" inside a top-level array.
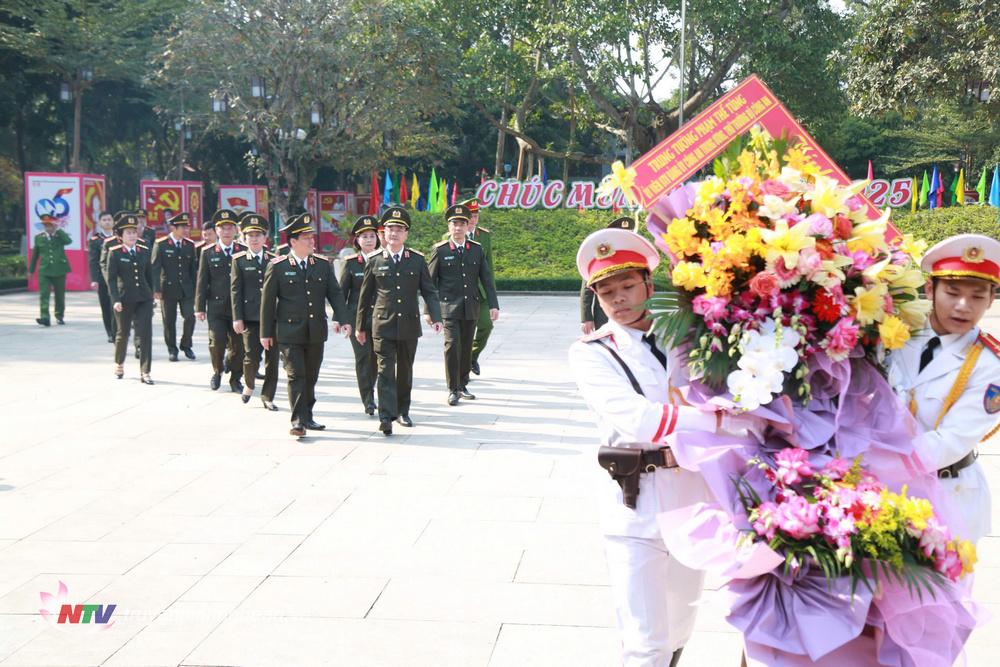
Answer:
[{"left": 864, "top": 178, "right": 913, "bottom": 207}]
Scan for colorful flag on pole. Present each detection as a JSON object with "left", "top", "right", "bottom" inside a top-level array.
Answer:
[
  {"left": 919, "top": 171, "right": 929, "bottom": 209},
  {"left": 866, "top": 160, "right": 874, "bottom": 181},
  {"left": 955, "top": 168, "right": 965, "bottom": 206},
  {"left": 542, "top": 163, "right": 548, "bottom": 185},
  {"left": 428, "top": 169, "right": 438, "bottom": 213},
  {"left": 412, "top": 174, "right": 420, "bottom": 210},
  {"left": 450, "top": 181, "right": 458, "bottom": 206},
  {"left": 990, "top": 165, "right": 1000, "bottom": 208},
  {"left": 976, "top": 168, "right": 988, "bottom": 204},
  {"left": 368, "top": 170, "right": 381, "bottom": 216},
  {"left": 383, "top": 170, "right": 393, "bottom": 205},
  {"left": 437, "top": 179, "right": 447, "bottom": 212},
  {"left": 929, "top": 166, "right": 940, "bottom": 210},
  {"left": 399, "top": 173, "right": 409, "bottom": 207},
  {"left": 911, "top": 177, "right": 917, "bottom": 213}
]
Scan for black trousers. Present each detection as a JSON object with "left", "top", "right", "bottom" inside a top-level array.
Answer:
[
  {"left": 114, "top": 299, "right": 153, "bottom": 374},
  {"left": 349, "top": 331, "right": 377, "bottom": 408},
  {"left": 443, "top": 318, "right": 476, "bottom": 391},
  {"left": 207, "top": 315, "right": 244, "bottom": 378},
  {"left": 279, "top": 341, "right": 324, "bottom": 425},
  {"left": 161, "top": 296, "right": 195, "bottom": 353},
  {"left": 96, "top": 277, "right": 114, "bottom": 338},
  {"left": 242, "top": 321, "right": 279, "bottom": 401},
  {"left": 373, "top": 336, "right": 418, "bottom": 421}
]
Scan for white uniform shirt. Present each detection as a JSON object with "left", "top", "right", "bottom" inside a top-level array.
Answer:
[
  {"left": 569, "top": 320, "right": 714, "bottom": 538},
  {"left": 887, "top": 325, "right": 999, "bottom": 542}
]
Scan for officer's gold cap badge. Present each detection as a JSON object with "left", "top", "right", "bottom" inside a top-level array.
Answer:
[
  {"left": 962, "top": 246, "right": 984, "bottom": 263},
  {"left": 596, "top": 243, "right": 614, "bottom": 259}
]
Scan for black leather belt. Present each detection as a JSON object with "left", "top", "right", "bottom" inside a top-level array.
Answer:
[
  {"left": 938, "top": 451, "right": 977, "bottom": 479},
  {"left": 641, "top": 447, "right": 678, "bottom": 472}
]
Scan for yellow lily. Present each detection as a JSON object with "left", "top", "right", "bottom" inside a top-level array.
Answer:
[
  {"left": 597, "top": 160, "right": 638, "bottom": 207},
  {"left": 759, "top": 218, "right": 815, "bottom": 269}
]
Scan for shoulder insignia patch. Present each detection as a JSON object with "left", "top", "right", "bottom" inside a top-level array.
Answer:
[
  {"left": 432, "top": 239, "right": 449, "bottom": 248},
  {"left": 468, "top": 239, "right": 482, "bottom": 246},
  {"left": 985, "top": 384, "right": 1000, "bottom": 414},
  {"left": 232, "top": 250, "right": 247, "bottom": 259},
  {"left": 270, "top": 255, "right": 284, "bottom": 264},
  {"left": 478, "top": 226, "right": 491, "bottom": 234},
  {"left": 103, "top": 237, "right": 117, "bottom": 245},
  {"left": 408, "top": 248, "right": 424, "bottom": 257},
  {"left": 580, "top": 329, "right": 615, "bottom": 344},
  {"left": 978, "top": 332, "right": 1000, "bottom": 358}
]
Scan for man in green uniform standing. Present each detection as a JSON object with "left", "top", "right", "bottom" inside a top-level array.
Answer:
[
  {"left": 232, "top": 212, "right": 279, "bottom": 411},
  {"left": 464, "top": 198, "right": 494, "bottom": 376},
  {"left": 28, "top": 215, "right": 72, "bottom": 327},
  {"left": 196, "top": 209, "right": 246, "bottom": 392},
  {"left": 152, "top": 212, "right": 198, "bottom": 361},
  {"left": 356, "top": 206, "right": 443, "bottom": 436},
  {"left": 260, "top": 213, "right": 351, "bottom": 437},
  {"left": 339, "top": 215, "right": 381, "bottom": 416},
  {"left": 89, "top": 211, "right": 116, "bottom": 341},
  {"left": 105, "top": 213, "right": 155, "bottom": 384},
  {"left": 429, "top": 203, "right": 499, "bottom": 405}
]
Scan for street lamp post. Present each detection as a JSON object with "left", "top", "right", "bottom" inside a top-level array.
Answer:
[
  {"left": 59, "top": 83, "right": 72, "bottom": 171},
  {"left": 678, "top": 0, "right": 687, "bottom": 128},
  {"left": 175, "top": 119, "right": 185, "bottom": 182}
]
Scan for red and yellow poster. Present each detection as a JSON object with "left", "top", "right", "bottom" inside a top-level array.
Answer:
[
  {"left": 140, "top": 180, "right": 205, "bottom": 234},
  {"left": 630, "top": 75, "right": 881, "bottom": 220}
]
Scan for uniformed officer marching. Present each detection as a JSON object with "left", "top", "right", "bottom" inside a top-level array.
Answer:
[
  {"left": 151, "top": 212, "right": 198, "bottom": 361},
  {"left": 429, "top": 203, "right": 499, "bottom": 405},
  {"left": 260, "top": 213, "right": 352, "bottom": 437},
  {"left": 28, "top": 215, "right": 72, "bottom": 327},
  {"left": 355, "top": 206, "right": 443, "bottom": 436},
  {"left": 88, "top": 210, "right": 117, "bottom": 341},
  {"left": 339, "top": 215, "right": 381, "bottom": 415},
  {"left": 196, "top": 209, "right": 247, "bottom": 392},
  {"left": 136, "top": 208, "right": 157, "bottom": 250},
  {"left": 580, "top": 217, "right": 635, "bottom": 334},
  {"left": 888, "top": 234, "right": 1000, "bottom": 545},
  {"left": 102, "top": 211, "right": 146, "bottom": 358},
  {"left": 231, "top": 212, "right": 279, "bottom": 411},
  {"left": 569, "top": 226, "right": 760, "bottom": 667},
  {"left": 105, "top": 213, "right": 155, "bottom": 385},
  {"left": 464, "top": 198, "right": 495, "bottom": 376}
]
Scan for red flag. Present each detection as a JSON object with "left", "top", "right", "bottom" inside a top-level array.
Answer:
[
  {"left": 480, "top": 170, "right": 486, "bottom": 186},
  {"left": 451, "top": 182, "right": 458, "bottom": 206},
  {"left": 368, "top": 170, "right": 381, "bottom": 215},
  {"left": 399, "top": 173, "right": 409, "bottom": 207},
  {"left": 866, "top": 160, "right": 874, "bottom": 181}
]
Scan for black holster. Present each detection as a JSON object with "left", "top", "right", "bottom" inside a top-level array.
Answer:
[{"left": 598, "top": 446, "right": 643, "bottom": 509}]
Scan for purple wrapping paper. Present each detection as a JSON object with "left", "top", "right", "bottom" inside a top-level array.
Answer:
[{"left": 657, "top": 356, "right": 982, "bottom": 665}]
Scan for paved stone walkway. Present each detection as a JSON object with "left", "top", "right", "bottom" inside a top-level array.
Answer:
[{"left": 0, "top": 292, "right": 996, "bottom": 666}]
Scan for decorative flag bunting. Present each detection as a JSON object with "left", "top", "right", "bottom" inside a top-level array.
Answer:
[
  {"left": 383, "top": 170, "right": 393, "bottom": 205},
  {"left": 929, "top": 166, "right": 940, "bottom": 210},
  {"left": 911, "top": 177, "right": 917, "bottom": 213},
  {"left": 412, "top": 174, "right": 420, "bottom": 210},
  {"left": 954, "top": 168, "right": 965, "bottom": 206},
  {"left": 866, "top": 160, "right": 874, "bottom": 181},
  {"left": 976, "top": 168, "right": 988, "bottom": 204},
  {"left": 990, "top": 165, "right": 1000, "bottom": 208},
  {"left": 450, "top": 181, "right": 458, "bottom": 206},
  {"left": 399, "top": 173, "right": 409, "bottom": 207},
  {"left": 919, "top": 171, "right": 929, "bottom": 208},
  {"left": 368, "top": 170, "right": 381, "bottom": 215},
  {"left": 428, "top": 168, "right": 438, "bottom": 213}
]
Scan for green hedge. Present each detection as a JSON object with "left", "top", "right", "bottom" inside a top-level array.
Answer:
[
  {"left": 0, "top": 254, "right": 26, "bottom": 278},
  {"left": 892, "top": 207, "right": 999, "bottom": 245}
]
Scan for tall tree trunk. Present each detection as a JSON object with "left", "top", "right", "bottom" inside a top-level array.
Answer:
[
  {"left": 14, "top": 104, "right": 28, "bottom": 173},
  {"left": 563, "top": 87, "right": 576, "bottom": 184},
  {"left": 71, "top": 87, "right": 83, "bottom": 173},
  {"left": 494, "top": 107, "right": 507, "bottom": 178}
]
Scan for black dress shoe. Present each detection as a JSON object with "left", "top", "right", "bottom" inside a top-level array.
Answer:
[
  {"left": 169, "top": 352, "right": 179, "bottom": 362},
  {"left": 290, "top": 424, "right": 306, "bottom": 437},
  {"left": 56, "top": 318, "right": 65, "bottom": 325},
  {"left": 459, "top": 387, "right": 476, "bottom": 400},
  {"left": 256, "top": 372, "right": 266, "bottom": 380},
  {"left": 241, "top": 394, "right": 251, "bottom": 404},
  {"left": 302, "top": 420, "right": 326, "bottom": 431},
  {"left": 107, "top": 336, "right": 114, "bottom": 343},
  {"left": 140, "top": 374, "right": 154, "bottom": 385},
  {"left": 262, "top": 399, "right": 278, "bottom": 411},
  {"left": 447, "top": 392, "right": 460, "bottom": 406},
  {"left": 229, "top": 378, "right": 244, "bottom": 393},
  {"left": 36, "top": 318, "right": 50, "bottom": 327},
  {"left": 182, "top": 348, "right": 196, "bottom": 360},
  {"left": 471, "top": 360, "right": 480, "bottom": 375},
  {"left": 134, "top": 350, "right": 140, "bottom": 359},
  {"left": 380, "top": 420, "right": 393, "bottom": 436},
  {"left": 223, "top": 360, "right": 230, "bottom": 373},
  {"left": 210, "top": 374, "right": 221, "bottom": 390},
  {"left": 397, "top": 415, "right": 414, "bottom": 427},
  {"left": 365, "top": 403, "right": 376, "bottom": 416}
]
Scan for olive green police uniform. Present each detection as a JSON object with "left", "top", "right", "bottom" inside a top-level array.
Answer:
[
  {"left": 356, "top": 207, "right": 442, "bottom": 432},
  {"left": 29, "top": 225, "right": 72, "bottom": 325},
  {"left": 196, "top": 209, "right": 246, "bottom": 391},
  {"left": 231, "top": 213, "right": 279, "bottom": 408},
  {"left": 260, "top": 214, "right": 351, "bottom": 433},
  {"left": 462, "top": 199, "right": 494, "bottom": 371},
  {"left": 151, "top": 213, "right": 198, "bottom": 360},
  {"left": 105, "top": 214, "right": 155, "bottom": 382},
  {"left": 429, "top": 204, "right": 499, "bottom": 400},
  {"left": 339, "top": 216, "right": 380, "bottom": 415},
  {"left": 88, "top": 227, "right": 116, "bottom": 339}
]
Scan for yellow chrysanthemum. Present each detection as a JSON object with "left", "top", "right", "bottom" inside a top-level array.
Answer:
[
  {"left": 704, "top": 269, "right": 734, "bottom": 297},
  {"left": 722, "top": 233, "right": 751, "bottom": 269},
  {"left": 954, "top": 539, "right": 977, "bottom": 575},
  {"left": 705, "top": 207, "right": 735, "bottom": 241},
  {"left": 664, "top": 218, "right": 701, "bottom": 257},
  {"left": 758, "top": 218, "right": 815, "bottom": 269},
  {"left": 879, "top": 315, "right": 911, "bottom": 350},
  {"left": 671, "top": 261, "right": 706, "bottom": 291},
  {"left": 784, "top": 144, "right": 827, "bottom": 180},
  {"left": 850, "top": 283, "right": 888, "bottom": 325},
  {"left": 696, "top": 177, "right": 726, "bottom": 206},
  {"left": 737, "top": 150, "right": 760, "bottom": 179}
]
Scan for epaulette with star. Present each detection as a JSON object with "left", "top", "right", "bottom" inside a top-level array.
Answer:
[
  {"left": 468, "top": 239, "right": 482, "bottom": 247},
  {"left": 109, "top": 243, "right": 123, "bottom": 252},
  {"left": 978, "top": 331, "right": 1000, "bottom": 358},
  {"left": 270, "top": 255, "right": 285, "bottom": 264},
  {"left": 407, "top": 248, "right": 424, "bottom": 257},
  {"left": 477, "top": 226, "right": 491, "bottom": 234},
  {"left": 232, "top": 250, "right": 248, "bottom": 259},
  {"left": 432, "top": 239, "right": 449, "bottom": 248}
]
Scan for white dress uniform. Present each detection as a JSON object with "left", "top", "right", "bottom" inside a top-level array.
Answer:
[
  {"left": 886, "top": 234, "right": 1000, "bottom": 544},
  {"left": 569, "top": 226, "right": 722, "bottom": 667},
  {"left": 888, "top": 324, "right": 999, "bottom": 543}
]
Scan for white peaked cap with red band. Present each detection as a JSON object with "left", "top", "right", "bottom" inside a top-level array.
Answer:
[
  {"left": 576, "top": 228, "right": 660, "bottom": 287},
  {"left": 921, "top": 233, "right": 1000, "bottom": 285}
]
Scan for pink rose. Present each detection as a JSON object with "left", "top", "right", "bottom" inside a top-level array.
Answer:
[
  {"left": 760, "top": 179, "right": 791, "bottom": 198},
  {"left": 749, "top": 272, "right": 781, "bottom": 298},
  {"left": 692, "top": 294, "right": 730, "bottom": 322},
  {"left": 797, "top": 247, "right": 823, "bottom": 278},
  {"left": 822, "top": 318, "right": 860, "bottom": 362},
  {"left": 774, "top": 448, "right": 814, "bottom": 486},
  {"left": 773, "top": 495, "right": 822, "bottom": 540},
  {"left": 803, "top": 213, "right": 833, "bottom": 237}
]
